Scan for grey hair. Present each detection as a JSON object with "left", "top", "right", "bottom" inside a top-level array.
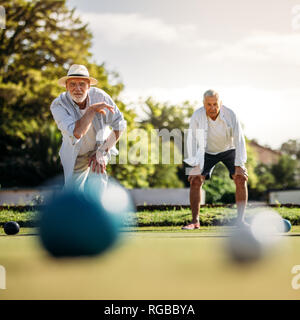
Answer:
[{"left": 203, "top": 89, "right": 220, "bottom": 101}]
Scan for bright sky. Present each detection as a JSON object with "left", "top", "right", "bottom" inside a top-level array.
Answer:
[{"left": 68, "top": 0, "right": 300, "bottom": 149}]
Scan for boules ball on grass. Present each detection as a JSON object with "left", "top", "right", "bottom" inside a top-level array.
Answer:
[
  {"left": 282, "top": 219, "right": 292, "bottom": 233},
  {"left": 227, "top": 209, "right": 285, "bottom": 264},
  {"left": 39, "top": 190, "right": 119, "bottom": 258},
  {"left": 4, "top": 221, "right": 20, "bottom": 235}
]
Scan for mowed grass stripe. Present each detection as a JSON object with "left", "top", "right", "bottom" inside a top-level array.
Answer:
[{"left": 1, "top": 207, "right": 300, "bottom": 227}]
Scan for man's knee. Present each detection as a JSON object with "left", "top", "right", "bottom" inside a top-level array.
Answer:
[
  {"left": 234, "top": 174, "right": 247, "bottom": 187},
  {"left": 190, "top": 176, "right": 204, "bottom": 188}
]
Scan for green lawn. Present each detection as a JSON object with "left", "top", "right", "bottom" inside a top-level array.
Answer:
[
  {"left": 2, "top": 224, "right": 300, "bottom": 234},
  {"left": 1, "top": 206, "right": 300, "bottom": 299},
  {"left": 1, "top": 206, "right": 300, "bottom": 227}
]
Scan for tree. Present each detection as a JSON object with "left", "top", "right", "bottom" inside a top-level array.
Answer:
[
  {"left": 252, "top": 153, "right": 299, "bottom": 200},
  {"left": 0, "top": 0, "right": 91, "bottom": 81},
  {"left": 271, "top": 154, "right": 299, "bottom": 189},
  {"left": 253, "top": 163, "right": 276, "bottom": 194},
  {"left": 139, "top": 98, "right": 195, "bottom": 188},
  {"left": 140, "top": 98, "right": 195, "bottom": 131},
  {"left": 280, "top": 139, "right": 300, "bottom": 185},
  {"left": 280, "top": 139, "right": 300, "bottom": 160}
]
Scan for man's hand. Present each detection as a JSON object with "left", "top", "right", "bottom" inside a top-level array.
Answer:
[
  {"left": 88, "top": 152, "right": 106, "bottom": 174},
  {"left": 90, "top": 102, "right": 115, "bottom": 116},
  {"left": 232, "top": 166, "right": 248, "bottom": 181},
  {"left": 188, "top": 166, "right": 206, "bottom": 184}
]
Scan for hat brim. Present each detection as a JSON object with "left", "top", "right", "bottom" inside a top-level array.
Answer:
[{"left": 58, "top": 76, "right": 98, "bottom": 87}]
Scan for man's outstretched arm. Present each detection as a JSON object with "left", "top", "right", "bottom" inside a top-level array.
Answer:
[{"left": 73, "top": 103, "right": 115, "bottom": 139}]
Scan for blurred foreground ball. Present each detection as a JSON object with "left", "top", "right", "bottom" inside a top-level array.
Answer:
[
  {"left": 227, "top": 227, "right": 263, "bottom": 263},
  {"left": 4, "top": 221, "right": 20, "bottom": 235},
  {"left": 84, "top": 177, "right": 136, "bottom": 228},
  {"left": 282, "top": 219, "right": 292, "bottom": 233},
  {"left": 250, "top": 209, "right": 284, "bottom": 248},
  {"left": 100, "top": 178, "right": 136, "bottom": 227},
  {"left": 39, "top": 190, "right": 119, "bottom": 257},
  {"left": 227, "top": 209, "right": 284, "bottom": 264}
]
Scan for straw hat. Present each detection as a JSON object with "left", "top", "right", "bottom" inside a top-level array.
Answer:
[{"left": 58, "top": 64, "right": 98, "bottom": 87}]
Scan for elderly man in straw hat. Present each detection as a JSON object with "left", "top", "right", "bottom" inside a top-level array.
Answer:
[
  {"left": 183, "top": 89, "right": 248, "bottom": 229},
  {"left": 50, "top": 64, "right": 126, "bottom": 191}
]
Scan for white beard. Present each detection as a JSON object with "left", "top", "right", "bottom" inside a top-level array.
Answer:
[{"left": 70, "top": 92, "right": 88, "bottom": 104}]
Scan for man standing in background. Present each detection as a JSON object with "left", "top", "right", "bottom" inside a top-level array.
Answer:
[{"left": 183, "top": 90, "right": 248, "bottom": 229}]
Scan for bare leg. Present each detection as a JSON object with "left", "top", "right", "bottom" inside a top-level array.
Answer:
[
  {"left": 234, "top": 175, "right": 248, "bottom": 225},
  {"left": 189, "top": 176, "right": 204, "bottom": 224}
]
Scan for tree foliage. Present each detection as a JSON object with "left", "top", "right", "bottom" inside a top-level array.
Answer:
[
  {"left": 252, "top": 154, "right": 299, "bottom": 200},
  {"left": 139, "top": 98, "right": 195, "bottom": 188},
  {"left": 280, "top": 139, "right": 300, "bottom": 160},
  {"left": 271, "top": 155, "right": 299, "bottom": 189}
]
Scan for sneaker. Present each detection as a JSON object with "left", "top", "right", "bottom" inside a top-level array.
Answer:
[{"left": 181, "top": 222, "right": 200, "bottom": 230}]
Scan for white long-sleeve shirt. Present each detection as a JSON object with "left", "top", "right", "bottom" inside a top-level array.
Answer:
[
  {"left": 50, "top": 87, "right": 127, "bottom": 185},
  {"left": 184, "top": 105, "right": 247, "bottom": 170}
]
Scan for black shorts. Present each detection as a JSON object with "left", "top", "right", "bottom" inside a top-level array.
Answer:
[{"left": 201, "top": 149, "right": 236, "bottom": 180}]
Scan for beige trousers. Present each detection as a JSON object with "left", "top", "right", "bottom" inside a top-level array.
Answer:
[{"left": 68, "top": 150, "right": 108, "bottom": 195}]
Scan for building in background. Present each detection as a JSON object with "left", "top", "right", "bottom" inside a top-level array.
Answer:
[{"left": 249, "top": 140, "right": 281, "bottom": 165}]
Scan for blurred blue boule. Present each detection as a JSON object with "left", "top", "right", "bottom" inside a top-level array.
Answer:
[{"left": 39, "top": 189, "right": 119, "bottom": 257}]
